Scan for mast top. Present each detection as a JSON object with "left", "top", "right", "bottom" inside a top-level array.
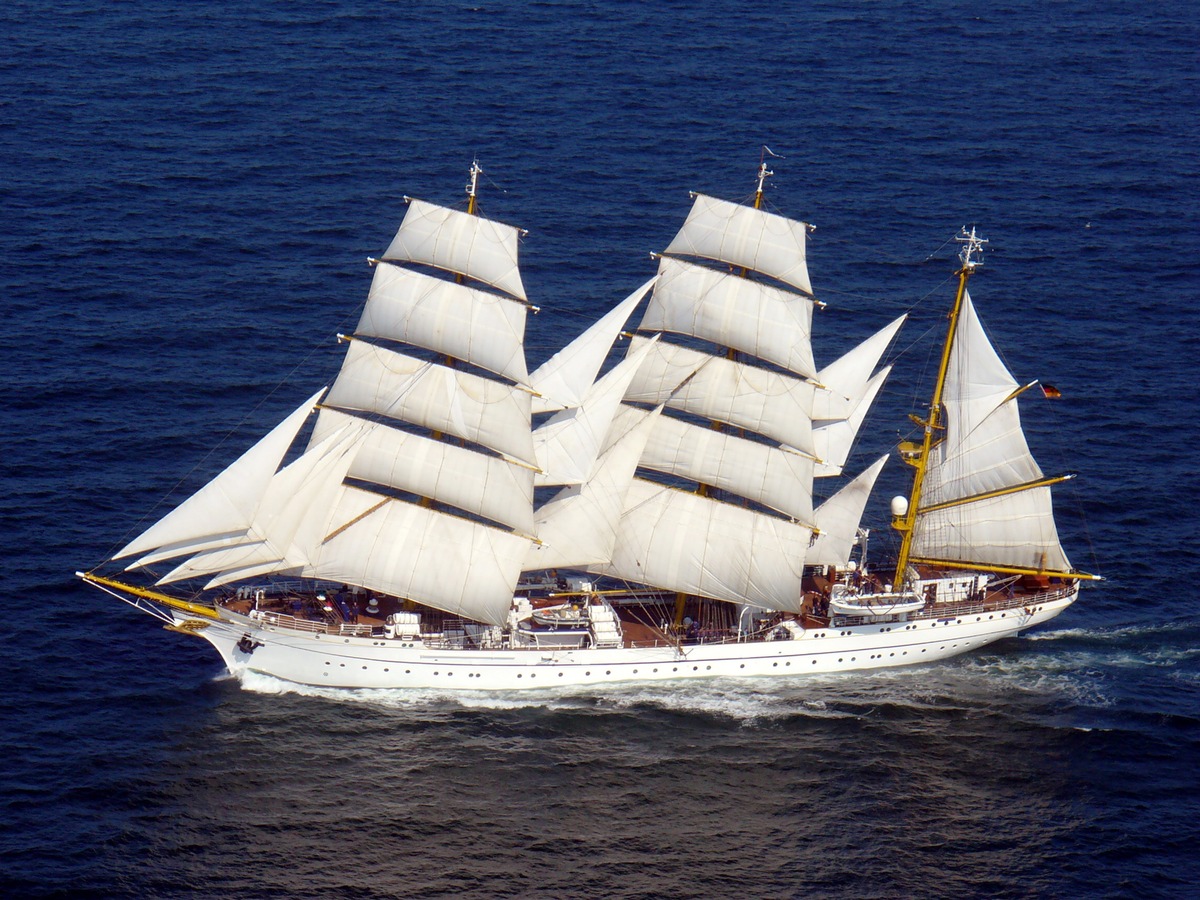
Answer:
[
  {"left": 465, "top": 160, "right": 483, "bottom": 216},
  {"left": 957, "top": 226, "right": 988, "bottom": 271},
  {"left": 754, "top": 145, "right": 782, "bottom": 210}
]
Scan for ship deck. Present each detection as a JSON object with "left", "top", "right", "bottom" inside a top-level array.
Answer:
[{"left": 216, "top": 575, "right": 1075, "bottom": 650}]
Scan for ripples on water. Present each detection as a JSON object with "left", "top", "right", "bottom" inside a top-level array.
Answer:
[{"left": 3, "top": 0, "right": 1199, "bottom": 896}]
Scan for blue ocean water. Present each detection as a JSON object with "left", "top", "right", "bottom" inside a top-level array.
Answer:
[{"left": 2, "top": 1, "right": 1198, "bottom": 897}]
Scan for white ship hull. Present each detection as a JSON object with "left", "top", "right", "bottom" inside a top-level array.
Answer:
[{"left": 169, "top": 586, "right": 1078, "bottom": 691}]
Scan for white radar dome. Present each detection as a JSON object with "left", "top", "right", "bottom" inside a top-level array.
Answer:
[{"left": 890, "top": 495, "right": 909, "bottom": 517}]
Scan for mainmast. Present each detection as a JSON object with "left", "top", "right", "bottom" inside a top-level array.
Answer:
[{"left": 891, "top": 227, "right": 986, "bottom": 587}]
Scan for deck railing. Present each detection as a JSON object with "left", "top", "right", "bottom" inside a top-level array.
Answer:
[{"left": 252, "top": 610, "right": 374, "bottom": 637}]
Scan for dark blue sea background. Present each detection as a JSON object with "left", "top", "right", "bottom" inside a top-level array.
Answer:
[{"left": 3, "top": 1, "right": 1198, "bottom": 897}]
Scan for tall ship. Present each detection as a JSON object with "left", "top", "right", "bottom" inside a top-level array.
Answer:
[{"left": 79, "top": 160, "right": 1099, "bottom": 691}]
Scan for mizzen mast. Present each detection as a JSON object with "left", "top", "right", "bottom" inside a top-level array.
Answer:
[{"left": 891, "top": 227, "right": 986, "bottom": 588}]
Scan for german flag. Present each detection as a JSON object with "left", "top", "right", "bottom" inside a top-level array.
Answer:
[{"left": 1041, "top": 383, "right": 1062, "bottom": 399}]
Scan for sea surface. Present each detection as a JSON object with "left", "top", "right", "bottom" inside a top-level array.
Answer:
[{"left": 2, "top": 1, "right": 1198, "bottom": 897}]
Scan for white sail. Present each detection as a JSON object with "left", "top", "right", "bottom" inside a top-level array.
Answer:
[
  {"left": 812, "top": 366, "right": 890, "bottom": 478},
  {"left": 383, "top": 198, "right": 527, "bottom": 301},
  {"left": 356, "top": 262, "right": 529, "bottom": 384},
  {"left": 592, "top": 479, "right": 811, "bottom": 613},
  {"left": 921, "top": 293, "right": 1042, "bottom": 505},
  {"left": 813, "top": 314, "right": 906, "bottom": 419},
  {"left": 127, "top": 532, "right": 262, "bottom": 571},
  {"left": 640, "top": 257, "right": 816, "bottom": 378},
  {"left": 912, "top": 486, "right": 1071, "bottom": 572},
  {"left": 533, "top": 336, "right": 658, "bottom": 486},
  {"left": 156, "top": 419, "right": 366, "bottom": 586},
  {"left": 623, "top": 336, "right": 815, "bottom": 455},
  {"left": 529, "top": 277, "right": 655, "bottom": 414},
  {"left": 312, "top": 408, "right": 534, "bottom": 533},
  {"left": 525, "top": 404, "right": 662, "bottom": 570},
  {"left": 303, "top": 485, "right": 531, "bottom": 627},
  {"left": 115, "top": 388, "right": 325, "bottom": 561},
  {"left": 324, "top": 339, "right": 535, "bottom": 466},
  {"left": 912, "top": 290, "right": 1069, "bottom": 571},
  {"left": 808, "top": 455, "right": 888, "bottom": 567},
  {"left": 663, "top": 194, "right": 813, "bottom": 296},
  {"left": 634, "top": 409, "right": 815, "bottom": 523}
]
